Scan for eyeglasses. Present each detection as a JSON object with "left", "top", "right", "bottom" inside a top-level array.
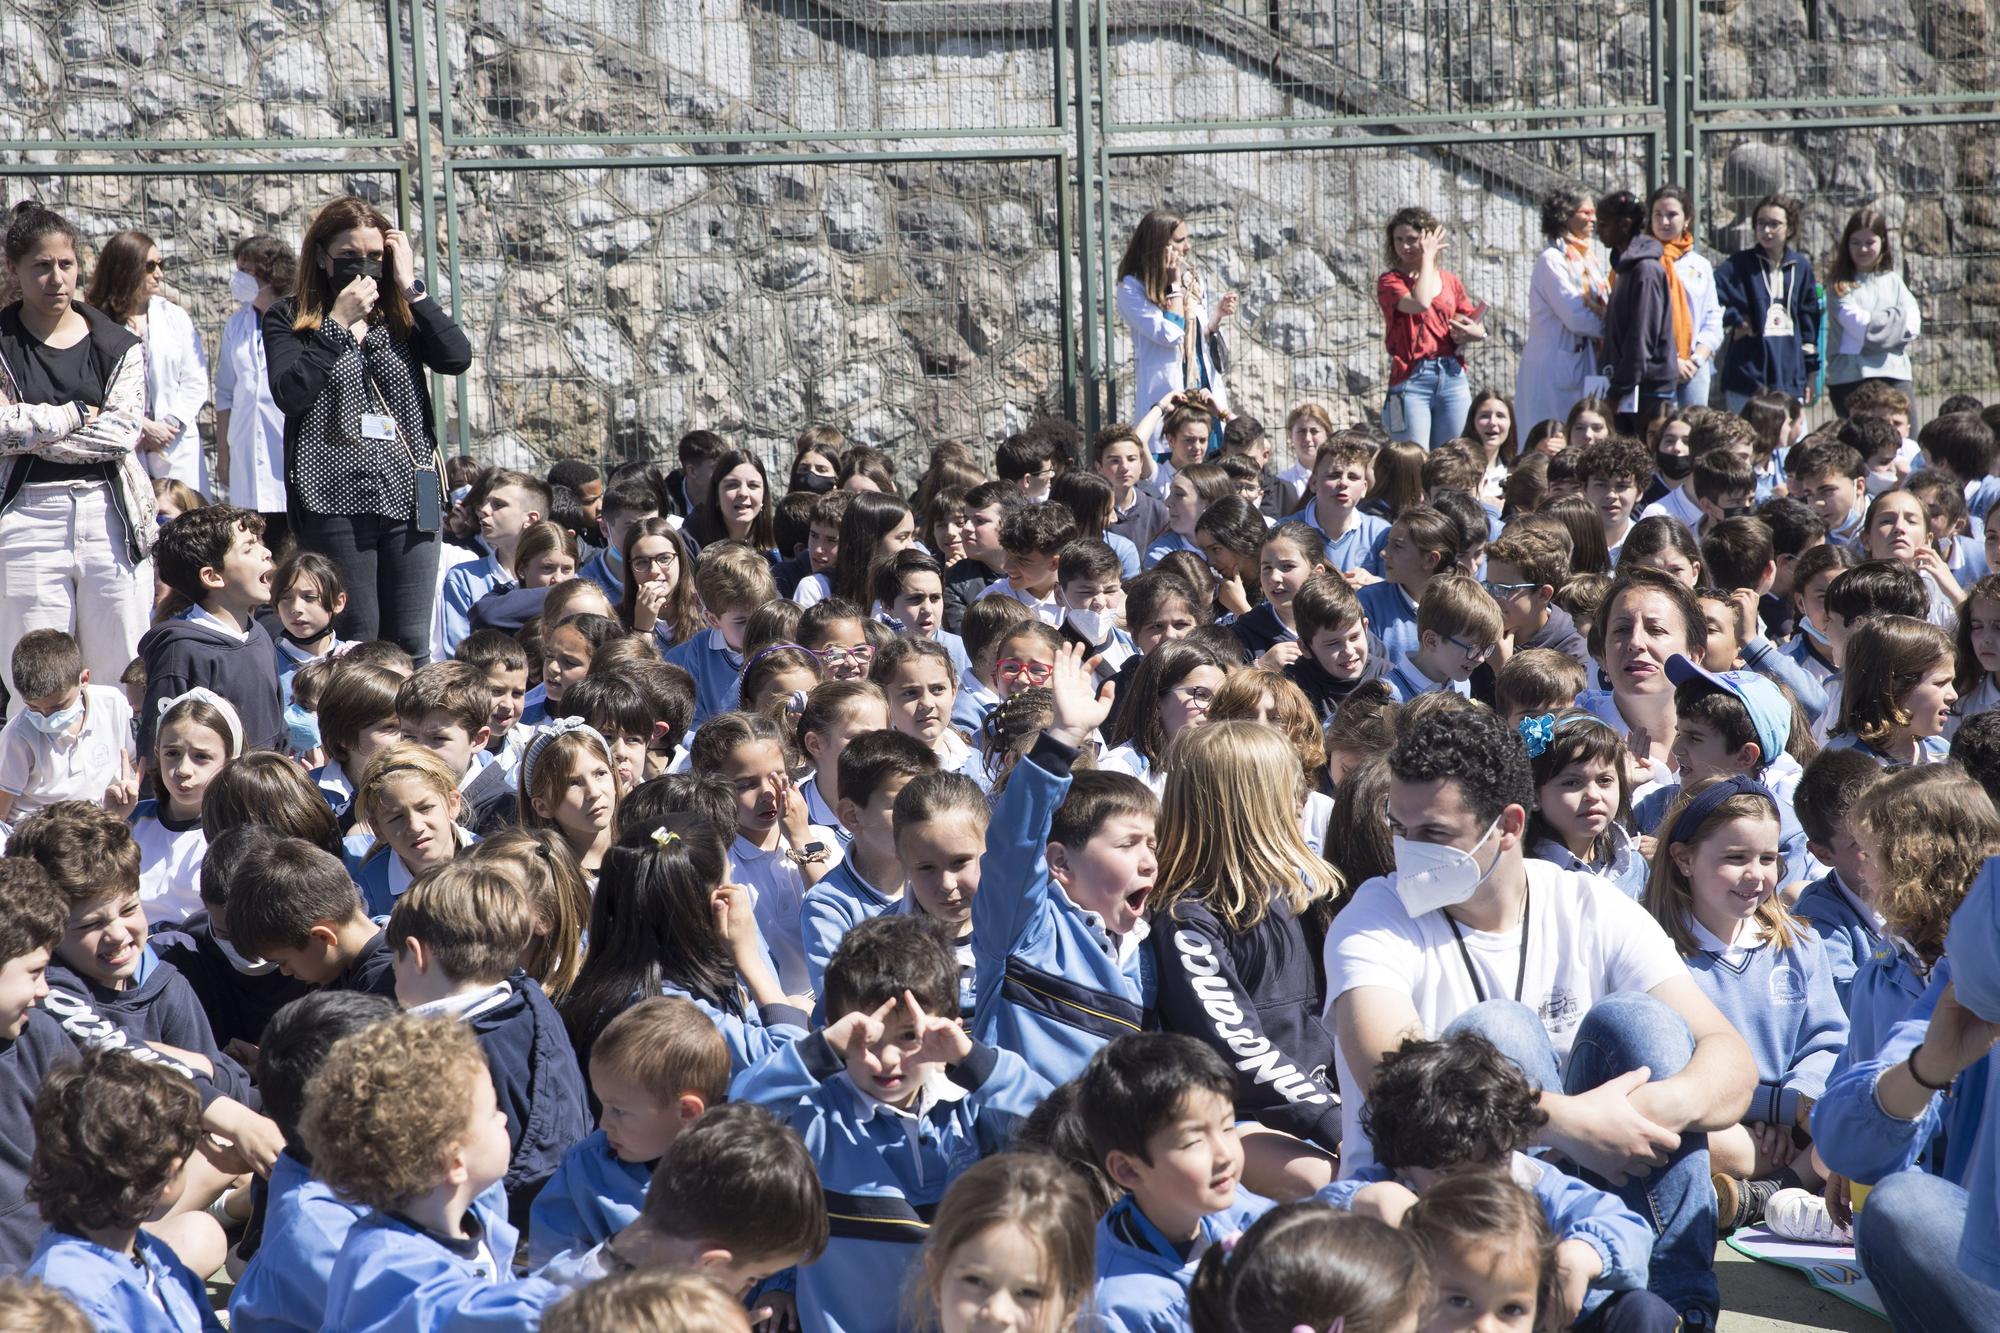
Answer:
[
  {"left": 1169, "top": 684, "right": 1216, "bottom": 706},
  {"left": 630, "top": 552, "right": 677, "bottom": 573},
  {"left": 144, "top": 259, "right": 167, "bottom": 274},
  {"left": 996, "top": 658, "right": 1054, "bottom": 684},
  {"left": 813, "top": 644, "right": 874, "bottom": 667},
  {"left": 1448, "top": 634, "right": 1495, "bottom": 661},
  {"left": 1482, "top": 580, "right": 1536, "bottom": 598}
]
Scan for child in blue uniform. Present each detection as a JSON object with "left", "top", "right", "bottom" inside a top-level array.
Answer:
[
  {"left": 734, "top": 916, "right": 1048, "bottom": 1333},
  {"left": 893, "top": 772, "right": 988, "bottom": 1020},
  {"left": 1790, "top": 748, "right": 1889, "bottom": 1011},
  {"left": 528, "top": 996, "right": 728, "bottom": 1265},
  {"left": 1080, "top": 1034, "right": 1272, "bottom": 1333},
  {"left": 910, "top": 1153, "right": 1100, "bottom": 1333},
  {"left": 800, "top": 729, "right": 938, "bottom": 996},
  {"left": 1382, "top": 573, "right": 1498, "bottom": 703},
  {"left": 225, "top": 834, "right": 401, "bottom": 999},
  {"left": 972, "top": 643, "right": 1160, "bottom": 1085},
  {"left": 1647, "top": 776, "right": 1848, "bottom": 1233},
  {"left": 387, "top": 862, "right": 590, "bottom": 1222},
  {"left": 24, "top": 1049, "right": 221, "bottom": 1332},
  {"left": 1356, "top": 504, "right": 1461, "bottom": 661},
  {"left": 351, "top": 744, "right": 479, "bottom": 919},
  {"left": 664, "top": 545, "right": 776, "bottom": 725},
  {"left": 229, "top": 991, "right": 396, "bottom": 1333},
  {"left": 0, "top": 860, "right": 86, "bottom": 1273},
  {"left": 1321, "top": 1032, "right": 1677, "bottom": 1332},
  {"left": 306, "top": 1013, "right": 565, "bottom": 1331},
  {"left": 131, "top": 688, "right": 241, "bottom": 928},
  {"left": 1521, "top": 709, "right": 1649, "bottom": 900}
]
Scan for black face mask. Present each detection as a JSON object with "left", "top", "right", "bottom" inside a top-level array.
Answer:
[
  {"left": 328, "top": 256, "right": 383, "bottom": 288},
  {"left": 791, "top": 470, "right": 836, "bottom": 495},
  {"left": 1657, "top": 450, "right": 1694, "bottom": 481}
]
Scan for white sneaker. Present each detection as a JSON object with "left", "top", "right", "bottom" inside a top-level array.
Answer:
[{"left": 1762, "top": 1187, "right": 1851, "bottom": 1244}]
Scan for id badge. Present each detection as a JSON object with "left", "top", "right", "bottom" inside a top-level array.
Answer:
[
  {"left": 360, "top": 412, "right": 397, "bottom": 441},
  {"left": 1764, "top": 305, "right": 1794, "bottom": 338}
]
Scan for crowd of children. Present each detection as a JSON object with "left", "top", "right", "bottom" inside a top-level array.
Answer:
[{"left": 5, "top": 366, "right": 2000, "bottom": 1331}]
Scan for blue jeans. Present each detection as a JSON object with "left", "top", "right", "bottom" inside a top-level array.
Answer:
[
  {"left": 1673, "top": 362, "right": 1713, "bottom": 408},
  {"left": 1384, "top": 356, "right": 1471, "bottom": 448},
  {"left": 1445, "top": 994, "right": 1718, "bottom": 1323},
  {"left": 1855, "top": 1171, "right": 2000, "bottom": 1331}
]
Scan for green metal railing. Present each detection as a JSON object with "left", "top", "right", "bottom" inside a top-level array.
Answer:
[{"left": 1, "top": 0, "right": 1993, "bottom": 464}]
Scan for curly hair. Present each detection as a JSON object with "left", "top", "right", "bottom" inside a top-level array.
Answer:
[
  {"left": 1363, "top": 1034, "right": 1548, "bottom": 1170},
  {"left": 28, "top": 1049, "right": 200, "bottom": 1235},
  {"left": 301, "top": 1012, "right": 490, "bottom": 1211},
  {"left": 0, "top": 1278, "right": 92, "bottom": 1333},
  {"left": 1387, "top": 700, "right": 1533, "bottom": 826},
  {"left": 1849, "top": 764, "right": 2000, "bottom": 968}
]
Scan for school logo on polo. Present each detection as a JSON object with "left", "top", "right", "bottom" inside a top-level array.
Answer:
[
  {"left": 1171, "top": 929, "right": 1329, "bottom": 1105},
  {"left": 1769, "top": 962, "right": 1808, "bottom": 1006}
]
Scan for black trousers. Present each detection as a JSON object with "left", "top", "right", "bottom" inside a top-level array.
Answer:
[{"left": 295, "top": 511, "right": 441, "bottom": 661}]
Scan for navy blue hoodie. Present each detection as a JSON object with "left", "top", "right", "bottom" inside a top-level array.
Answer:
[
  {"left": 1600, "top": 234, "right": 1680, "bottom": 403},
  {"left": 43, "top": 950, "right": 252, "bottom": 1109},
  {"left": 136, "top": 611, "right": 285, "bottom": 755},
  {"left": 155, "top": 913, "right": 312, "bottom": 1051},
  {"left": 465, "top": 972, "right": 592, "bottom": 1218},
  {"left": 1283, "top": 631, "right": 1390, "bottom": 726},
  {"left": 0, "top": 1010, "right": 81, "bottom": 1274}
]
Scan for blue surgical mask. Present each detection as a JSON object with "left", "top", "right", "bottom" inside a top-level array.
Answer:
[
  {"left": 285, "top": 702, "right": 322, "bottom": 753},
  {"left": 23, "top": 699, "right": 83, "bottom": 735}
]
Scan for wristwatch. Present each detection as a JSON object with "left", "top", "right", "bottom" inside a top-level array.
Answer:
[{"left": 404, "top": 278, "right": 427, "bottom": 301}]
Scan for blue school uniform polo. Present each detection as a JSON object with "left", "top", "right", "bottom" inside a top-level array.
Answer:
[
  {"left": 1356, "top": 580, "right": 1420, "bottom": 660},
  {"left": 662, "top": 627, "right": 745, "bottom": 724},
  {"left": 1092, "top": 1193, "right": 1272, "bottom": 1333},
  {"left": 321, "top": 1183, "right": 563, "bottom": 1332}
]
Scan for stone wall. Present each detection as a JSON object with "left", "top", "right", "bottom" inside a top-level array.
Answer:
[{"left": 3, "top": 0, "right": 1996, "bottom": 475}]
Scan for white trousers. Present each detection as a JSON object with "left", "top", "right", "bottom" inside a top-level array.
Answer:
[{"left": 0, "top": 481, "right": 154, "bottom": 698}]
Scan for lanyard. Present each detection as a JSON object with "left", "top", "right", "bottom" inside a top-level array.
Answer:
[{"left": 1443, "top": 888, "right": 1530, "bottom": 1005}]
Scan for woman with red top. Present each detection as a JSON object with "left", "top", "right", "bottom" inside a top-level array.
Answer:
[{"left": 1376, "top": 207, "right": 1486, "bottom": 447}]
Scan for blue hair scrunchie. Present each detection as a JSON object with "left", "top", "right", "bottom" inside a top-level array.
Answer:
[
  {"left": 1665, "top": 773, "right": 1779, "bottom": 847},
  {"left": 1517, "top": 712, "right": 1556, "bottom": 759}
]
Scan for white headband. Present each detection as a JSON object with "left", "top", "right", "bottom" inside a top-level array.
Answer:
[{"left": 157, "top": 687, "right": 244, "bottom": 758}]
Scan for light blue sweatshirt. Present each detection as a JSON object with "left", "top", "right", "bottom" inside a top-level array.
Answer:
[{"left": 1680, "top": 918, "right": 1848, "bottom": 1126}]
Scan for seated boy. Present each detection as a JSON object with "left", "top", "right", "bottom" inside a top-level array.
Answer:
[
  {"left": 1789, "top": 748, "right": 1889, "bottom": 1012},
  {"left": 1081, "top": 1033, "right": 1270, "bottom": 1333},
  {"left": 0, "top": 630, "right": 135, "bottom": 828},
  {"left": 979, "top": 502, "right": 1079, "bottom": 628},
  {"left": 387, "top": 862, "right": 591, "bottom": 1215},
  {"left": 997, "top": 428, "right": 1061, "bottom": 503},
  {"left": 1053, "top": 540, "right": 1136, "bottom": 671},
  {"left": 1631, "top": 657, "right": 1808, "bottom": 874},
  {"left": 736, "top": 916, "right": 1047, "bottom": 1333},
  {"left": 1143, "top": 400, "right": 1215, "bottom": 503},
  {"left": 556, "top": 671, "right": 657, "bottom": 799},
  {"left": 224, "top": 835, "right": 399, "bottom": 997},
  {"left": 396, "top": 663, "right": 496, "bottom": 829},
  {"left": 1494, "top": 648, "right": 1589, "bottom": 729},
  {"left": 23, "top": 1049, "right": 223, "bottom": 1331},
  {"left": 873, "top": 548, "right": 975, "bottom": 680},
  {"left": 0, "top": 858, "right": 85, "bottom": 1271},
  {"left": 1790, "top": 439, "right": 1869, "bottom": 550},
  {"left": 944, "top": 481, "right": 1028, "bottom": 633},
  {"left": 139, "top": 505, "right": 283, "bottom": 755},
  {"left": 1753, "top": 496, "right": 1827, "bottom": 642},
  {"left": 9, "top": 804, "right": 274, "bottom": 1173},
  {"left": 1298, "top": 438, "right": 1386, "bottom": 579},
  {"left": 456, "top": 629, "right": 531, "bottom": 764},
  {"left": 1322, "top": 1032, "right": 1675, "bottom": 1333},
  {"left": 309, "top": 662, "right": 405, "bottom": 822},
  {"left": 1384, "top": 573, "right": 1499, "bottom": 704},
  {"left": 308, "top": 1013, "right": 566, "bottom": 1330},
  {"left": 1482, "top": 526, "right": 1587, "bottom": 670},
  {"left": 664, "top": 542, "right": 778, "bottom": 725},
  {"left": 1096, "top": 425, "right": 1169, "bottom": 554},
  {"left": 580, "top": 476, "right": 660, "bottom": 604},
  {"left": 952, "top": 597, "right": 1032, "bottom": 739},
  {"left": 1575, "top": 436, "right": 1651, "bottom": 563},
  {"left": 438, "top": 469, "right": 549, "bottom": 658},
  {"left": 1918, "top": 409, "right": 2000, "bottom": 524},
  {"left": 1686, "top": 449, "right": 1758, "bottom": 540},
  {"left": 537, "top": 1102, "right": 827, "bottom": 1304},
  {"left": 783, "top": 489, "right": 849, "bottom": 603},
  {"left": 971, "top": 646, "right": 1160, "bottom": 1084},
  {"left": 800, "top": 731, "right": 939, "bottom": 996},
  {"left": 1282, "top": 571, "right": 1385, "bottom": 724},
  {"left": 228, "top": 991, "right": 397, "bottom": 1333},
  {"left": 528, "top": 996, "right": 728, "bottom": 1265},
  {"left": 1816, "top": 558, "right": 1930, "bottom": 744}
]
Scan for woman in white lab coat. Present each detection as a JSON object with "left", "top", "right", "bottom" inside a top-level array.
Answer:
[
  {"left": 84, "top": 229, "right": 208, "bottom": 490},
  {"left": 216, "top": 234, "right": 296, "bottom": 550},
  {"left": 1116, "top": 209, "right": 1237, "bottom": 452},
  {"left": 1515, "top": 186, "right": 1609, "bottom": 431}
]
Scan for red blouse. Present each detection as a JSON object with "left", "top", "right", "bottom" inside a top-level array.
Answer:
[{"left": 1377, "top": 268, "right": 1479, "bottom": 385}]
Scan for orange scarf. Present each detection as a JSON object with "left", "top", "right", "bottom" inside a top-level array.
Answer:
[{"left": 1660, "top": 232, "right": 1695, "bottom": 361}]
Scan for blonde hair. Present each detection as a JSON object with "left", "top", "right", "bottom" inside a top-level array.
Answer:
[
  {"left": 542, "top": 1270, "right": 751, "bottom": 1333},
  {"left": 1208, "top": 668, "right": 1326, "bottom": 789},
  {"left": 386, "top": 861, "right": 534, "bottom": 985},
  {"left": 1415, "top": 573, "right": 1504, "bottom": 646},
  {"left": 1646, "top": 777, "right": 1795, "bottom": 956},
  {"left": 469, "top": 829, "right": 591, "bottom": 1000},
  {"left": 1848, "top": 765, "right": 2000, "bottom": 967},
  {"left": 354, "top": 742, "right": 462, "bottom": 855},
  {"left": 914, "top": 1154, "right": 1098, "bottom": 1333},
  {"left": 0, "top": 1280, "right": 91, "bottom": 1333},
  {"left": 302, "top": 1013, "right": 489, "bottom": 1211},
  {"left": 1152, "top": 722, "right": 1342, "bottom": 931},
  {"left": 1285, "top": 401, "right": 1335, "bottom": 438},
  {"left": 590, "top": 996, "right": 731, "bottom": 1107}
]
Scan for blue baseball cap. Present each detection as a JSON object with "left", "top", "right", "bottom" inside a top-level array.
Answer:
[{"left": 1664, "top": 653, "right": 1790, "bottom": 769}]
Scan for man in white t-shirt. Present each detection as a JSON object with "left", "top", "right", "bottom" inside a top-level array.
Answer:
[{"left": 1324, "top": 703, "right": 1753, "bottom": 1331}]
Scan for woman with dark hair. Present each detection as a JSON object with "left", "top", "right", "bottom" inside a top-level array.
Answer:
[
  {"left": 685, "top": 449, "right": 776, "bottom": 554},
  {"left": 1597, "top": 190, "right": 1678, "bottom": 437},
  {"left": 216, "top": 233, "right": 298, "bottom": 549},
  {"left": 83, "top": 229, "right": 209, "bottom": 491},
  {"left": 0, "top": 200, "right": 156, "bottom": 697},
  {"left": 1714, "top": 194, "right": 1823, "bottom": 413},
  {"left": 1116, "top": 208, "right": 1237, "bottom": 452},
  {"left": 1825, "top": 205, "right": 1921, "bottom": 415},
  {"left": 1515, "top": 186, "right": 1609, "bottom": 430},
  {"left": 1646, "top": 184, "right": 1723, "bottom": 408},
  {"left": 264, "top": 195, "right": 471, "bottom": 658},
  {"left": 1377, "top": 206, "right": 1486, "bottom": 447}
]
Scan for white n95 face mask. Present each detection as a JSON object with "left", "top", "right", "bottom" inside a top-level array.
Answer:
[
  {"left": 1392, "top": 817, "right": 1501, "bottom": 917},
  {"left": 1063, "top": 604, "right": 1108, "bottom": 646}
]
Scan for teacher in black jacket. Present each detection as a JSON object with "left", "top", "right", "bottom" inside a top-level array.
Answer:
[{"left": 264, "top": 196, "right": 470, "bottom": 659}]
